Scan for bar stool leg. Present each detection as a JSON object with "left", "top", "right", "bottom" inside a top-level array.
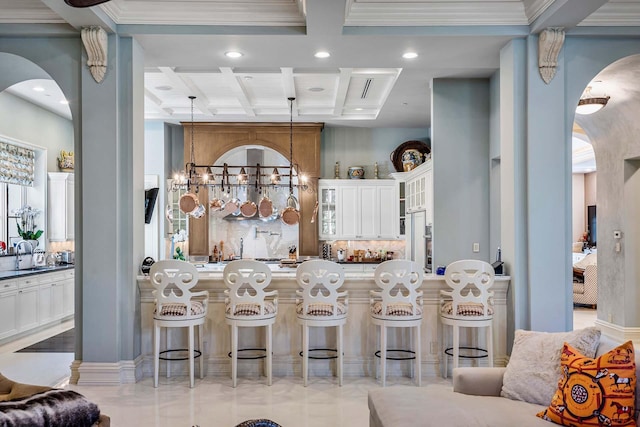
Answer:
[
  {"left": 166, "top": 328, "right": 171, "bottom": 379},
  {"left": 266, "top": 323, "right": 273, "bottom": 386},
  {"left": 302, "top": 324, "right": 309, "bottom": 387},
  {"left": 154, "top": 323, "right": 160, "bottom": 388},
  {"left": 231, "top": 324, "right": 238, "bottom": 388},
  {"left": 415, "top": 324, "right": 421, "bottom": 386},
  {"left": 380, "top": 325, "right": 387, "bottom": 387},
  {"left": 198, "top": 324, "right": 204, "bottom": 379},
  {"left": 452, "top": 324, "right": 460, "bottom": 371},
  {"left": 337, "top": 324, "right": 343, "bottom": 386},
  {"left": 188, "top": 324, "right": 195, "bottom": 388},
  {"left": 486, "top": 325, "right": 493, "bottom": 368}
]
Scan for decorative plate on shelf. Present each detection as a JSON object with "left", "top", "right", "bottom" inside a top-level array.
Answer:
[{"left": 390, "top": 140, "right": 431, "bottom": 172}]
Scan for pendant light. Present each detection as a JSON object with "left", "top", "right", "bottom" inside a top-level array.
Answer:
[{"left": 576, "top": 86, "right": 610, "bottom": 115}]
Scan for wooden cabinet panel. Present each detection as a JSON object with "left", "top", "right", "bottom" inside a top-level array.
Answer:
[{"left": 184, "top": 123, "right": 323, "bottom": 256}]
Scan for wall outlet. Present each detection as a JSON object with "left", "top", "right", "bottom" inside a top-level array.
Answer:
[{"left": 472, "top": 243, "right": 480, "bottom": 253}]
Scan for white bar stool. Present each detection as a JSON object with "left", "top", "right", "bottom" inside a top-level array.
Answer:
[
  {"left": 223, "top": 260, "right": 278, "bottom": 388},
  {"left": 150, "top": 260, "right": 209, "bottom": 388},
  {"left": 296, "top": 260, "right": 348, "bottom": 387},
  {"left": 440, "top": 259, "right": 495, "bottom": 378},
  {"left": 370, "top": 259, "right": 423, "bottom": 387}
]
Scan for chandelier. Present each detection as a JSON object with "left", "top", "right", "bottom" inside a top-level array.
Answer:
[
  {"left": 576, "top": 86, "right": 610, "bottom": 115},
  {"left": 171, "top": 96, "right": 310, "bottom": 219}
]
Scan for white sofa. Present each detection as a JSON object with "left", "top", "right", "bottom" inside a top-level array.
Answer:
[{"left": 368, "top": 335, "right": 639, "bottom": 427}]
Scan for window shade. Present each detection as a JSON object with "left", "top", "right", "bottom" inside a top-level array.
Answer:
[{"left": 0, "top": 141, "right": 35, "bottom": 186}]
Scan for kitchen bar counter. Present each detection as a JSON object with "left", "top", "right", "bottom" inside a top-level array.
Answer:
[
  {"left": 0, "top": 264, "right": 74, "bottom": 281},
  {"left": 137, "top": 266, "right": 510, "bottom": 381}
]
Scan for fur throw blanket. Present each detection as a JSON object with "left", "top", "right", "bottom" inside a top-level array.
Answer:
[{"left": 0, "top": 389, "right": 100, "bottom": 427}]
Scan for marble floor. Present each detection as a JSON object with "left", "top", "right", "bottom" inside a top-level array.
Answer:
[{"left": 0, "top": 308, "right": 597, "bottom": 427}]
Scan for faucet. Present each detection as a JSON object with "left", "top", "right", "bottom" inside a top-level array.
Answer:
[
  {"left": 239, "top": 238, "right": 243, "bottom": 260},
  {"left": 15, "top": 240, "right": 34, "bottom": 270}
]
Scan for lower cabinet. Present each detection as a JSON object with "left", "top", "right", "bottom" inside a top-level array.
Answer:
[{"left": 0, "top": 270, "right": 74, "bottom": 343}]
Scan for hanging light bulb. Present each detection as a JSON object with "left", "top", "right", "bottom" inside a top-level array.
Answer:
[
  {"left": 238, "top": 167, "right": 248, "bottom": 184},
  {"left": 271, "top": 167, "right": 281, "bottom": 184}
]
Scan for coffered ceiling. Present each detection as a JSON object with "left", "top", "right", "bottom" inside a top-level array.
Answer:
[{"left": 1, "top": 0, "right": 640, "bottom": 128}]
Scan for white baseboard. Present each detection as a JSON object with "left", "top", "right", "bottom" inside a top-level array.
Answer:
[
  {"left": 594, "top": 319, "right": 640, "bottom": 342},
  {"left": 71, "top": 355, "right": 144, "bottom": 385}
]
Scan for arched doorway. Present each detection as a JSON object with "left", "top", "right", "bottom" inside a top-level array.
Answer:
[
  {"left": 0, "top": 53, "right": 76, "bottom": 386},
  {"left": 570, "top": 54, "right": 640, "bottom": 330}
]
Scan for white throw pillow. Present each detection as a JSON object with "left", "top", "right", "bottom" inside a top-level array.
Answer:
[
  {"left": 500, "top": 327, "right": 601, "bottom": 405},
  {"left": 573, "top": 253, "right": 597, "bottom": 270}
]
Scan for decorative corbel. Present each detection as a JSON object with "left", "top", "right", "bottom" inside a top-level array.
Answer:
[
  {"left": 538, "top": 27, "right": 565, "bottom": 84},
  {"left": 81, "top": 26, "right": 108, "bottom": 83}
]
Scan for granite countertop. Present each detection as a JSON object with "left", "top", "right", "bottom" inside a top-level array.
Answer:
[{"left": 0, "top": 264, "right": 74, "bottom": 281}]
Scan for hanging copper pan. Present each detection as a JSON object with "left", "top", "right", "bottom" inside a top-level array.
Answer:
[
  {"left": 179, "top": 192, "right": 199, "bottom": 215},
  {"left": 281, "top": 193, "right": 300, "bottom": 226}
]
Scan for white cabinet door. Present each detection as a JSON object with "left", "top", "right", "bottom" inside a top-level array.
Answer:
[
  {"left": 51, "top": 281, "right": 65, "bottom": 320},
  {"left": 63, "top": 279, "right": 74, "bottom": 317},
  {"left": 359, "top": 186, "right": 377, "bottom": 238},
  {"left": 377, "top": 185, "right": 397, "bottom": 238},
  {"left": 48, "top": 173, "right": 74, "bottom": 242},
  {"left": 338, "top": 186, "right": 359, "bottom": 239},
  {"left": 38, "top": 283, "right": 53, "bottom": 324},
  {"left": 0, "top": 289, "right": 17, "bottom": 340},
  {"left": 318, "top": 187, "right": 337, "bottom": 240},
  {"left": 424, "top": 168, "right": 433, "bottom": 225},
  {"left": 17, "top": 286, "right": 39, "bottom": 331}
]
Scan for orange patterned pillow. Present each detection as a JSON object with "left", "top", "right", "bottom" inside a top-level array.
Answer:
[{"left": 537, "top": 340, "right": 636, "bottom": 426}]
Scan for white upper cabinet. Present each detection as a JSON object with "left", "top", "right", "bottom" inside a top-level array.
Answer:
[
  {"left": 391, "top": 159, "right": 433, "bottom": 218},
  {"left": 318, "top": 179, "right": 398, "bottom": 240},
  {"left": 48, "top": 172, "right": 74, "bottom": 242}
]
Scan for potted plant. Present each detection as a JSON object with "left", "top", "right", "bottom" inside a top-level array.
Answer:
[{"left": 13, "top": 205, "right": 43, "bottom": 247}]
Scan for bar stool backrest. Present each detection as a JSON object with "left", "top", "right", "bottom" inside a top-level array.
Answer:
[
  {"left": 223, "top": 260, "right": 273, "bottom": 316},
  {"left": 373, "top": 260, "right": 423, "bottom": 317},
  {"left": 442, "top": 259, "right": 495, "bottom": 320},
  {"left": 150, "top": 259, "right": 203, "bottom": 320},
  {"left": 296, "top": 260, "right": 346, "bottom": 319}
]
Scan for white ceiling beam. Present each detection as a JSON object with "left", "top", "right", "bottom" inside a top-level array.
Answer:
[
  {"left": 144, "top": 88, "right": 174, "bottom": 116},
  {"left": 305, "top": 0, "right": 345, "bottom": 36},
  {"left": 530, "top": 0, "right": 608, "bottom": 33},
  {"left": 157, "top": 67, "right": 214, "bottom": 116},
  {"left": 333, "top": 68, "right": 352, "bottom": 116},
  {"left": 220, "top": 67, "right": 256, "bottom": 117},
  {"left": 281, "top": 67, "right": 298, "bottom": 118}
]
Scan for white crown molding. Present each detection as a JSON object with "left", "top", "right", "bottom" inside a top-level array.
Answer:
[
  {"left": 344, "top": 1, "right": 528, "bottom": 26},
  {"left": 99, "top": 0, "right": 305, "bottom": 26},
  {"left": 579, "top": 1, "right": 640, "bottom": 26},
  {"left": 81, "top": 27, "right": 108, "bottom": 84},
  {"left": 523, "top": 0, "right": 555, "bottom": 24},
  {"left": 538, "top": 27, "right": 565, "bottom": 84},
  {"left": 0, "top": 4, "right": 66, "bottom": 24}
]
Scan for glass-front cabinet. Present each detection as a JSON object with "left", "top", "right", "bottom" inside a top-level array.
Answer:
[
  {"left": 398, "top": 181, "right": 406, "bottom": 237},
  {"left": 319, "top": 186, "right": 336, "bottom": 240}
]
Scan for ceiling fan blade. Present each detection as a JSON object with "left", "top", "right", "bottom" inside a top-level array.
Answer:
[{"left": 64, "top": 0, "right": 112, "bottom": 7}]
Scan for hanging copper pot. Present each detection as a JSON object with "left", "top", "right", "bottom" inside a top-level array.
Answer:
[
  {"left": 179, "top": 192, "right": 199, "bottom": 215},
  {"left": 281, "top": 193, "right": 300, "bottom": 226}
]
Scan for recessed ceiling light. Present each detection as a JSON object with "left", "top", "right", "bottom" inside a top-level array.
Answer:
[
  {"left": 155, "top": 85, "right": 172, "bottom": 91},
  {"left": 244, "top": 76, "right": 253, "bottom": 80},
  {"left": 33, "top": 86, "right": 45, "bottom": 92},
  {"left": 60, "top": 99, "right": 69, "bottom": 105},
  {"left": 314, "top": 51, "right": 330, "bottom": 59},
  {"left": 355, "top": 108, "right": 364, "bottom": 111},
  {"left": 308, "top": 87, "right": 325, "bottom": 92},
  {"left": 402, "top": 52, "right": 418, "bottom": 59},
  {"left": 225, "top": 51, "right": 243, "bottom": 58}
]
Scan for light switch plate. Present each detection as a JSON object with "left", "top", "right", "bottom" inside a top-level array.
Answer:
[{"left": 472, "top": 243, "right": 480, "bottom": 252}]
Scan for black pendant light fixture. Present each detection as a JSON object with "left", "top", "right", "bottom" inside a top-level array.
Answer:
[{"left": 64, "top": 0, "right": 112, "bottom": 7}]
